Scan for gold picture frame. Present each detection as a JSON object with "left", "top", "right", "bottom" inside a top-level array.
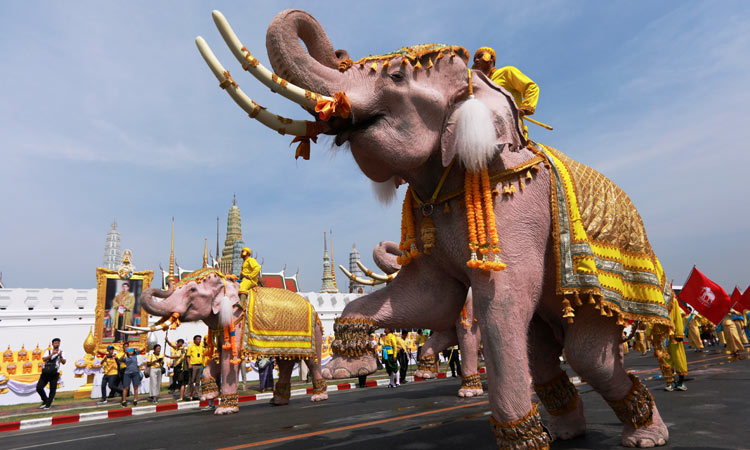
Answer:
[{"left": 94, "top": 268, "right": 154, "bottom": 354}]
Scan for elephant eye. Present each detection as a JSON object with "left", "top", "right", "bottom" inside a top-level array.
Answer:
[
  {"left": 389, "top": 71, "right": 405, "bottom": 83},
  {"left": 190, "top": 287, "right": 196, "bottom": 292}
]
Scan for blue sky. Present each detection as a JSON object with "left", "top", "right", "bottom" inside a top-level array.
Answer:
[{"left": 1, "top": 1, "right": 748, "bottom": 292}]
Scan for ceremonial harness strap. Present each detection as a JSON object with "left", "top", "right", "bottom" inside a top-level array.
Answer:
[
  {"left": 460, "top": 373, "right": 483, "bottom": 389},
  {"left": 312, "top": 378, "right": 328, "bottom": 395},
  {"left": 219, "top": 392, "right": 239, "bottom": 408},
  {"left": 201, "top": 377, "right": 219, "bottom": 395},
  {"left": 409, "top": 154, "right": 546, "bottom": 209}
]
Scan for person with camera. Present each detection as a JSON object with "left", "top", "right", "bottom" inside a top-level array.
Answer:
[
  {"left": 37, "top": 338, "right": 66, "bottom": 409},
  {"left": 166, "top": 337, "right": 189, "bottom": 401},
  {"left": 146, "top": 344, "right": 165, "bottom": 404},
  {"left": 98, "top": 345, "right": 122, "bottom": 404},
  {"left": 119, "top": 347, "right": 142, "bottom": 406}
]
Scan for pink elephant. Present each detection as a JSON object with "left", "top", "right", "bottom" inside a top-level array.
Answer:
[
  {"left": 195, "top": 9, "right": 673, "bottom": 447},
  {"left": 136, "top": 269, "right": 328, "bottom": 415},
  {"left": 362, "top": 240, "right": 484, "bottom": 398}
]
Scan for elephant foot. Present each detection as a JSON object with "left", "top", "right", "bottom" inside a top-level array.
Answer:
[
  {"left": 310, "top": 392, "right": 328, "bottom": 402},
  {"left": 621, "top": 407, "right": 668, "bottom": 448},
  {"left": 413, "top": 368, "right": 437, "bottom": 379},
  {"left": 321, "top": 353, "right": 378, "bottom": 379},
  {"left": 270, "top": 396, "right": 289, "bottom": 406},
  {"left": 457, "top": 387, "right": 484, "bottom": 398},
  {"left": 201, "top": 391, "right": 219, "bottom": 401},
  {"left": 547, "top": 396, "right": 586, "bottom": 441},
  {"left": 214, "top": 406, "right": 238, "bottom": 415}
]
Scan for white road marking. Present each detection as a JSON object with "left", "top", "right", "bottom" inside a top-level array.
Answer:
[{"left": 8, "top": 433, "right": 115, "bottom": 450}]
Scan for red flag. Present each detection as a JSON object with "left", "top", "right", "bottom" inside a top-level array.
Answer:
[
  {"left": 677, "top": 267, "right": 732, "bottom": 325},
  {"left": 740, "top": 285, "right": 750, "bottom": 311},
  {"left": 730, "top": 287, "right": 743, "bottom": 310}
]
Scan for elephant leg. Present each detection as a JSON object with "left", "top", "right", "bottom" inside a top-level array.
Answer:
[
  {"left": 457, "top": 293, "right": 483, "bottom": 398},
  {"left": 271, "top": 359, "right": 295, "bottom": 406},
  {"left": 472, "top": 274, "right": 551, "bottom": 449},
  {"left": 323, "top": 262, "right": 466, "bottom": 379},
  {"left": 565, "top": 305, "right": 668, "bottom": 447},
  {"left": 215, "top": 324, "right": 241, "bottom": 415},
  {"left": 200, "top": 358, "right": 221, "bottom": 402},
  {"left": 528, "top": 314, "right": 585, "bottom": 440},
  {"left": 308, "top": 319, "right": 328, "bottom": 402},
  {"left": 414, "top": 329, "right": 457, "bottom": 379}
]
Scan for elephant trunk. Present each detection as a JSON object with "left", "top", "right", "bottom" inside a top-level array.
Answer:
[
  {"left": 266, "top": 9, "right": 347, "bottom": 96},
  {"left": 140, "top": 287, "right": 177, "bottom": 318},
  {"left": 373, "top": 241, "right": 403, "bottom": 275}
]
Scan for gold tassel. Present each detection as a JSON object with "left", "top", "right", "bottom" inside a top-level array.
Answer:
[
  {"left": 587, "top": 294, "right": 596, "bottom": 305},
  {"left": 562, "top": 299, "right": 575, "bottom": 324},
  {"left": 383, "top": 59, "right": 390, "bottom": 68},
  {"left": 426, "top": 58, "right": 434, "bottom": 69},
  {"left": 401, "top": 57, "right": 408, "bottom": 66},
  {"left": 443, "top": 203, "right": 451, "bottom": 214},
  {"left": 573, "top": 293, "right": 583, "bottom": 307},
  {"left": 519, "top": 174, "right": 525, "bottom": 191},
  {"left": 370, "top": 62, "right": 377, "bottom": 72},
  {"left": 450, "top": 49, "right": 456, "bottom": 58},
  {"left": 526, "top": 169, "right": 533, "bottom": 181},
  {"left": 436, "top": 51, "right": 444, "bottom": 60},
  {"left": 509, "top": 183, "right": 516, "bottom": 194},
  {"left": 502, "top": 184, "right": 511, "bottom": 195},
  {"left": 420, "top": 216, "right": 437, "bottom": 254},
  {"left": 414, "top": 60, "right": 422, "bottom": 69}
]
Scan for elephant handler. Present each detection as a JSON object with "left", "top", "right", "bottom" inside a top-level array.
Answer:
[
  {"left": 472, "top": 46, "right": 539, "bottom": 138},
  {"left": 238, "top": 247, "right": 261, "bottom": 305}
]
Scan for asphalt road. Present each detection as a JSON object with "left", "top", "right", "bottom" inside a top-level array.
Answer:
[{"left": 1, "top": 346, "right": 748, "bottom": 450}]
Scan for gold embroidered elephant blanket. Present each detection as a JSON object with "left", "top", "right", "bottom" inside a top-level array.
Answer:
[
  {"left": 534, "top": 142, "right": 673, "bottom": 330},
  {"left": 243, "top": 287, "right": 319, "bottom": 360}
]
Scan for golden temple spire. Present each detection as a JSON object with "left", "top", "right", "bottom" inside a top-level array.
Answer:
[
  {"left": 330, "top": 229, "right": 338, "bottom": 290},
  {"left": 169, "top": 217, "right": 175, "bottom": 283},
  {"left": 203, "top": 238, "right": 208, "bottom": 268}
]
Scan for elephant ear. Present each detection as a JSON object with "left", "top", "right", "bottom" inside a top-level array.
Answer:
[
  {"left": 210, "top": 277, "right": 227, "bottom": 316},
  {"left": 440, "top": 70, "right": 526, "bottom": 168}
]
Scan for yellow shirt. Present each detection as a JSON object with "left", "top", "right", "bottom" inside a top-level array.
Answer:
[
  {"left": 186, "top": 344, "right": 204, "bottom": 366},
  {"left": 239, "top": 257, "right": 262, "bottom": 293},
  {"left": 489, "top": 66, "right": 539, "bottom": 114},
  {"left": 102, "top": 355, "right": 119, "bottom": 376},
  {"left": 396, "top": 337, "right": 408, "bottom": 352},
  {"left": 382, "top": 333, "right": 398, "bottom": 355},
  {"left": 417, "top": 335, "right": 427, "bottom": 346},
  {"left": 147, "top": 353, "right": 164, "bottom": 369}
]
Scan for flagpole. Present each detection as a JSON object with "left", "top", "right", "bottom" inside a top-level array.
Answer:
[{"left": 680, "top": 264, "right": 696, "bottom": 291}]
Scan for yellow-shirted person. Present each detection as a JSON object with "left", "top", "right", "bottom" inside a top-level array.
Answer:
[
  {"left": 238, "top": 248, "right": 261, "bottom": 305},
  {"left": 664, "top": 300, "right": 688, "bottom": 391},
  {"left": 397, "top": 331, "right": 410, "bottom": 385},
  {"left": 382, "top": 329, "right": 400, "bottom": 387},
  {"left": 98, "top": 345, "right": 123, "bottom": 404},
  {"left": 185, "top": 335, "right": 203, "bottom": 400},
  {"left": 472, "top": 46, "right": 539, "bottom": 138}
]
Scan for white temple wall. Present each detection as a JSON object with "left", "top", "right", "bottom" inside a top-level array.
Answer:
[
  {"left": 0, "top": 287, "right": 360, "bottom": 402},
  {"left": 299, "top": 292, "right": 365, "bottom": 336},
  {"left": 0, "top": 288, "right": 207, "bottom": 401}
]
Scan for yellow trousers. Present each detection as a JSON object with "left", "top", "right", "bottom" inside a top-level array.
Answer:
[
  {"left": 734, "top": 320, "right": 748, "bottom": 344},
  {"left": 723, "top": 318, "right": 744, "bottom": 354},
  {"left": 688, "top": 323, "right": 703, "bottom": 349},
  {"left": 667, "top": 341, "right": 688, "bottom": 376}
]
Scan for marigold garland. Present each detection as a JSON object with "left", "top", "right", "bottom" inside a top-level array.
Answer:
[
  {"left": 464, "top": 169, "right": 506, "bottom": 272},
  {"left": 464, "top": 172, "right": 480, "bottom": 268},
  {"left": 397, "top": 186, "right": 421, "bottom": 266}
]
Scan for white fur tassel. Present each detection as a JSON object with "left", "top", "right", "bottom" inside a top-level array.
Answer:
[
  {"left": 454, "top": 95, "right": 497, "bottom": 171},
  {"left": 218, "top": 295, "right": 233, "bottom": 328},
  {"left": 371, "top": 177, "right": 397, "bottom": 206}
]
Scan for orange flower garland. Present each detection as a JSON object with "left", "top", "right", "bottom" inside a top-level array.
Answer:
[
  {"left": 464, "top": 172, "right": 480, "bottom": 268},
  {"left": 464, "top": 169, "right": 506, "bottom": 272},
  {"left": 397, "top": 186, "right": 421, "bottom": 266}
]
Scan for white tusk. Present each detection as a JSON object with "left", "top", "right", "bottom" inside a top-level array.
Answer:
[
  {"left": 118, "top": 329, "right": 146, "bottom": 335},
  {"left": 211, "top": 10, "right": 333, "bottom": 110},
  {"left": 126, "top": 318, "right": 173, "bottom": 332},
  {"left": 195, "top": 36, "right": 325, "bottom": 137},
  {"left": 356, "top": 260, "right": 398, "bottom": 283},
  {"left": 338, "top": 265, "right": 382, "bottom": 286}
]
